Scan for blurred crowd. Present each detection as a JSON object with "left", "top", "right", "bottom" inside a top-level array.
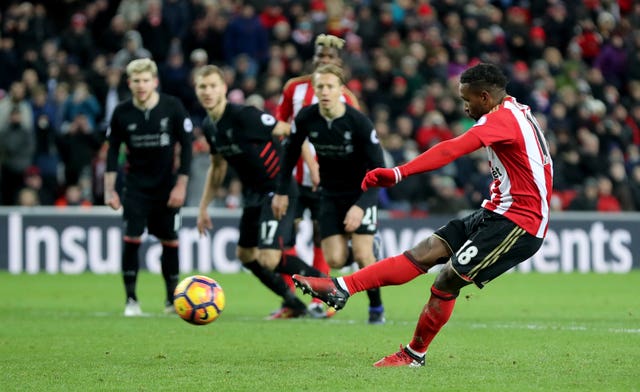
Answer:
[{"left": 0, "top": 0, "right": 639, "bottom": 214}]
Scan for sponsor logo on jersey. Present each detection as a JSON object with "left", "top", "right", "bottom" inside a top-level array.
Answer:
[{"left": 127, "top": 124, "right": 137, "bottom": 132}]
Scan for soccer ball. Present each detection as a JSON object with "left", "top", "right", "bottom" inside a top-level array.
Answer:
[{"left": 173, "top": 275, "right": 225, "bottom": 325}]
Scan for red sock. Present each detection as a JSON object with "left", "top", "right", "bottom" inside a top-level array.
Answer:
[
  {"left": 408, "top": 286, "right": 457, "bottom": 353},
  {"left": 309, "top": 247, "right": 330, "bottom": 305},
  {"left": 312, "top": 246, "right": 330, "bottom": 275},
  {"left": 282, "top": 248, "right": 298, "bottom": 292},
  {"left": 343, "top": 252, "right": 425, "bottom": 294}
]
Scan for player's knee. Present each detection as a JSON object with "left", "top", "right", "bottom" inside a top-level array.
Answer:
[
  {"left": 352, "top": 247, "right": 374, "bottom": 267},
  {"left": 257, "top": 250, "right": 281, "bottom": 271},
  {"left": 236, "top": 247, "right": 258, "bottom": 264},
  {"left": 409, "top": 236, "right": 451, "bottom": 269},
  {"left": 433, "top": 264, "right": 470, "bottom": 295},
  {"left": 324, "top": 255, "right": 343, "bottom": 269}
]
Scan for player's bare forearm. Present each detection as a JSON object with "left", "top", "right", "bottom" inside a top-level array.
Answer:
[
  {"left": 197, "top": 164, "right": 221, "bottom": 235},
  {"left": 168, "top": 175, "right": 189, "bottom": 208},
  {"left": 104, "top": 171, "right": 121, "bottom": 210}
]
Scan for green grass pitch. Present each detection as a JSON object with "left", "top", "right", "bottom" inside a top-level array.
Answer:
[{"left": 1, "top": 271, "right": 638, "bottom": 391}]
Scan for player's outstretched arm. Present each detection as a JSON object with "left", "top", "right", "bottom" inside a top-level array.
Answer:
[{"left": 361, "top": 132, "right": 483, "bottom": 190}]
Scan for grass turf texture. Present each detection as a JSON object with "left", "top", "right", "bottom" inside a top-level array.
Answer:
[{"left": 1, "top": 271, "right": 638, "bottom": 391}]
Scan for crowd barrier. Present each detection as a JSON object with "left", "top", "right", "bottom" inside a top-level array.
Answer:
[{"left": 1, "top": 207, "right": 638, "bottom": 274}]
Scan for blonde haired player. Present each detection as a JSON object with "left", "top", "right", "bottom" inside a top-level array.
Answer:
[{"left": 105, "top": 58, "right": 193, "bottom": 316}]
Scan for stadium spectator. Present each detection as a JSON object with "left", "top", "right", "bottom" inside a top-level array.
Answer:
[
  {"left": 136, "top": 0, "right": 173, "bottom": 64},
  {"left": 111, "top": 30, "right": 152, "bottom": 70},
  {"left": 0, "top": 0, "right": 637, "bottom": 212},
  {"left": 54, "top": 184, "right": 92, "bottom": 208},
  {"left": 59, "top": 13, "right": 94, "bottom": 67},
  {"left": 23, "top": 165, "right": 55, "bottom": 206},
  {"left": 0, "top": 106, "right": 35, "bottom": 205},
  {"left": 223, "top": 4, "right": 270, "bottom": 71},
  {"left": 16, "top": 187, "right": 39, "bottom": 207},
  {"left": 57, "top": 113, "right": 102, "bottom": 186}
]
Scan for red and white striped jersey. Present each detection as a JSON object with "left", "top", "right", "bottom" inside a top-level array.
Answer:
[
  {"left": 276, "top": 75, "right": 359, "bottom": 186},
  {"left": 468, "top": 96, "right": 553, "bottom": 238}
]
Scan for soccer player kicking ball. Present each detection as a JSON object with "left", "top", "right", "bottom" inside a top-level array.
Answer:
[{"left": 293, "top": 63, "right": 553, "bottom": 367}]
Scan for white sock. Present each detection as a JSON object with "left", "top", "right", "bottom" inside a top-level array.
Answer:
[
  {"left": 336, "top": 277, "right": 351, "bottom": 294},
  {"left": 405, "top": 344, "right": 426, "bottom": 358}
]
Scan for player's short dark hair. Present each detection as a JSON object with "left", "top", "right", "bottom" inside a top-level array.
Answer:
[{"left": 460, "top": 63, "right": 508, "bottom": 92}]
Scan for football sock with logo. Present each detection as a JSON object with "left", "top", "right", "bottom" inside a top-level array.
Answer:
[
  {"left": 122, "top": 239, "right": 141, "bottom": 301},
  {"left": 343, "top": 252, "right": 425, "bottom": 294},
  {"left": 274, "top": 254, "right": 325, "bottom": 277},
  {"left": 161, "top": 243, "right": 180, "bottom": 305},
  {"left": 408, "top": 286, "right": 457, "bottom": 354}
]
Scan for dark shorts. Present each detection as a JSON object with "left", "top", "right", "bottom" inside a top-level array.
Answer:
[
  {"left": 434, "top": 209, "right": 543, "bottom": 288},
  {"left": 293, "top": 185, "right": 321, "bottom": 221},
  {"left": 237, "top": 193, "right": 297, "bottom": 250},
  {"left": 318, "top": 192, "right": 378, "bottom": 239},
  {"left": 122, "top": 192, "right": 180, "bottom": 240}
]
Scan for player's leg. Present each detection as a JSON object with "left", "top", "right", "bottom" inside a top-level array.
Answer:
[
  {"left": 238, "top": 206, "right": 307, "bottom": 318},
  {"left": 302, "top": 186, "right": 330, "bottom": 276},
  {"left": 257, "top": 194, "right": 325, "bottom": 278},
  {"left": 352, "top": 233, "right": 385, "bottom": 324},
  {"left": 149, "top": 204, "right": 182, "bottom": 314},
  {"left": 121, "top": 193, "right": 148, "bottom": 316},
  {"left": 375, "top": 210, "right": 544, "bottom": 367},
  {"left": 293, "top": 209, "right": 454, "bottom": 309}
]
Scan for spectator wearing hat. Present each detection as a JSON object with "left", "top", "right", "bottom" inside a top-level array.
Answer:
[
  {"left": 23, "top": 165, "right": 56, "bottom": 205},
  {"left": 97, "top": 14, "right": 128, "bottom": 55},
  {"left": 527, "top": 26, "right": 547, "bottom": 63},
  {"left": 136, "top": 0, "right": 173, "bottom": 63},
  {"left": 59, "top": 13, "right": 94, "bottom": 67}
]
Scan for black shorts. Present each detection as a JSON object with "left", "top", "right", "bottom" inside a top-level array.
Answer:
[
  {"left": 237, "top": 193, "right": 297, "bottom": 250},
  {"left": 122, "top": 192, "right": 180, "bottom": 240},
  {"left": 434, "top": 209, "right": 543, "bottom": 288},
  {"left": 318, "top": 192, "right": 378, "bottom": 239},
  {"left": 293, "top": 185, "right": 321, "bottom": 221}
]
